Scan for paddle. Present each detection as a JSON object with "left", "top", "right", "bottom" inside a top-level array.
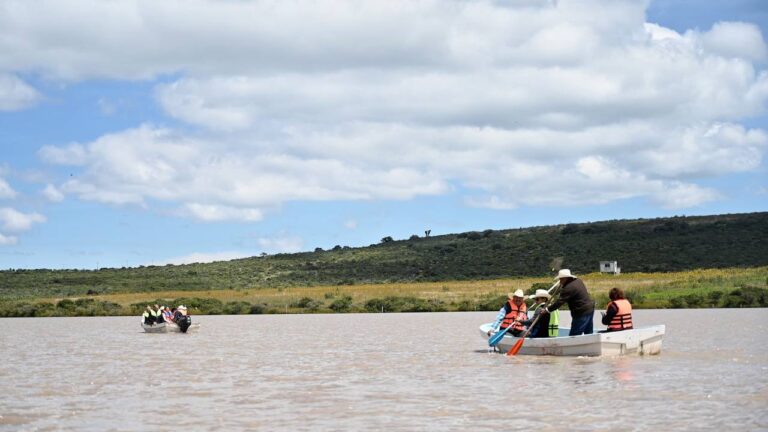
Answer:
[
  {"left": 507, "top": 284, "right": 561, "bottom": 356},
  {"left": 488, "top": 281, "right": 559, "bottom": 347},
  {"left": 488, "top": 325, "right": 513, "bottom": 347}
]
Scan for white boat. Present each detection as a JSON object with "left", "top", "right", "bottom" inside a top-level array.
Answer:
[
  {"left": 479, "top": 322, "right": 665, "bottom": 356},
  {"left": 141, "top": 320, "right": 200, "bottom": 334}
]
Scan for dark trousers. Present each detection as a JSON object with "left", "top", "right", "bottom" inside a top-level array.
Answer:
[{"left": 570, "top": 313, "right": 594, "bottom": 336}]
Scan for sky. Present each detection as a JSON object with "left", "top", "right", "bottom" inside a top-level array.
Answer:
[{"left": 0, "top": 0, "right": 767, "bottom": 270}]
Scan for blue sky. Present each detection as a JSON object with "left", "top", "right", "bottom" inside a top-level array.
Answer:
[{"left": 1, "top": 0, "right": 767, "bottom": 270}]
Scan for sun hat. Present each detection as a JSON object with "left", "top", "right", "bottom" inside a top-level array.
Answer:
[
  {"left": 554, "top": 269, "right": 577, "bottom": 280},
  {"left": 534, "top": 289, "right": 551, "bottom": 299},
  {"left": 508, "top": 289, "right": 525, "bottom": 299}
]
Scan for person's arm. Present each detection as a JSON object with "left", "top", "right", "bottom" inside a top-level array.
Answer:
[
  {"left": 545, "top": 285, "right": 571, "bottom": 313},
  {"left": 490, "top": 306, "right": 506, "bottom": 331},
  {"left": 521, "top": 307, "right": 541, "bottom": 326},
  {"left": 602, "top": 302, "right": 618, "bottom": 325}
]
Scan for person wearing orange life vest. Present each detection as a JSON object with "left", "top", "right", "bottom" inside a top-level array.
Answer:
[
  {"left": 601, "top": 287, "right": 633, "bottom": 332},
  {"left": 488, "top": 289, "right": 528, "bottom": 337}
]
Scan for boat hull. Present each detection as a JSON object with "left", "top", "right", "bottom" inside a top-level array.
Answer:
[
  {"left": 479, "top": 323, "right": 664, "bottom": 356},
  {"left": 141, "top": 321, "right": 200, "bottom": 334}
]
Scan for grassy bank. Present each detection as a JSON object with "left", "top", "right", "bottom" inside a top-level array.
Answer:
[
  {"left": 1, "top": 266, "right": 766, "bottom": 317},
  {"left": 2, "top": 213, "right": 766, "bottom": 300}
]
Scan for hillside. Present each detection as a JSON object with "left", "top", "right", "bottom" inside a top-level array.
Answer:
[{"left": 1, "top": 212, "right": 767, "bottom": 300}]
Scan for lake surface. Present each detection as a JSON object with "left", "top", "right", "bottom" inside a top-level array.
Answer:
[{"left": 1, "top": 309, "right": 767, "bottom": 431}]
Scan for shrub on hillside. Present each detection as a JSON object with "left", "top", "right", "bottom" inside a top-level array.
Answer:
[
  {"left": 329, "top": 295, "right": 353, "bottom": 312},
  {"left": 223, "top": 301, "right": 252, "bottom": 314}
]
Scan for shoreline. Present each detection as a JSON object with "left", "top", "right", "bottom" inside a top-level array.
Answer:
[{"left": 1, "top": 266, "right": 766, "bottom": 317}]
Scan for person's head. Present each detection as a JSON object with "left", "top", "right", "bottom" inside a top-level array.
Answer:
[
  {"left": 533, "top": 289, "right": 551, "bottom": 303},
  {"left": 609, "top": 287, "right": 625, "bottom": 301},
  {"left": 554, "top": 269, "right": 577, "bottom": 283},
  {"left": 509, "top": 289, "right": 525, "bottom": 304},
  {"left": 146, "top": 305, "right": 152, "bottom": 311}
]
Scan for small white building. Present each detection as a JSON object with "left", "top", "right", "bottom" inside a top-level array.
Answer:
[{"left": 599, "top": 261, "right": 621, "bottom": 275}]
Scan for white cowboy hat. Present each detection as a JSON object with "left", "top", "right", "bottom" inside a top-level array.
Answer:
[
  {"left": 554, "top": 269, "right": 577, "bottom": 280},
  {"left": 508, "top": 289, "right": 525, "bottom": 299},
  {"left": 533, "top": 289, "right": 551, "bottom": 300}
]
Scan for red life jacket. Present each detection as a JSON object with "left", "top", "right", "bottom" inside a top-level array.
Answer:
[
  {"left": 607, "top": 299, "right": 633, "bottom": 331},
  {"left": 501, "top": 300, "right": 527, "bottom": 331}
]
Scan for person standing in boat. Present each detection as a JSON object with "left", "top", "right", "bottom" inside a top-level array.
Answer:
[
  {"left": 601, "top": 287, "right": 633, "bottom": 331},
  {"left": 488, "top": 289, "right": 528, "bottom": 337},
  {"left": 541, "top": 269, "right": 595, "bottom": 336},
  {"left": 521, "top": 289, "right": 559, "bottom": 338}
]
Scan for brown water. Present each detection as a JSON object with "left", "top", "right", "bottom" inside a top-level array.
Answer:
[{"left": 1, "top": 309, "right": 767, "bottom": 431}]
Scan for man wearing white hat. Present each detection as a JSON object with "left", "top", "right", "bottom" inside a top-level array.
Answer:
[
  {"left": 541, "top": 269, "right": 595, "bottom": 336},
  {"left": 521, "top": 289, "right": 559, "bottom": 338},
  {"left": 488, "top": 289, "right": 528, "bottom": 337}
]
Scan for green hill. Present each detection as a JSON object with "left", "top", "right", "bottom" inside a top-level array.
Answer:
[{"left": 1, "top": 212, "right": 767, "bottom": 300}]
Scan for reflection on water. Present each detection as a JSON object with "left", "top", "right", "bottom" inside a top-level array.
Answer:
[{"left": 0, "top": 309, "right": 767, "bottom": 431}]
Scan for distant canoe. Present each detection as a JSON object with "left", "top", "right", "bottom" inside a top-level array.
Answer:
[
  {"left": 479, "top": 323, "right": 665, "bottom": 356},
  {"left": 141, "top": 320, "right": 200, "bottom": 334}
]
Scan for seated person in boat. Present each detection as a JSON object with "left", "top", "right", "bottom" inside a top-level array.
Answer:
[
  {"left": 488, "top": 289, "right": 527, "bottom": 337},
  {"left": 601, "top": 287, "right": 633, "bottom": 332},
  {"left": 142, "top": 305, "right": 157, "bottom": 325},
  {"left": 162, "top": 306, "right": 174, "bottom": 322},
  {"left": 173, "top": 305, "right": 187, "bottom": 322},
  {"left": 174, "top": 305, "right": 193, "bottom": 332},
  {"left": 153, "top": 304, "right": 166, "bottom": 324},
  {"left": 521, "top": 289, "right": 559, "bottom": 338}
]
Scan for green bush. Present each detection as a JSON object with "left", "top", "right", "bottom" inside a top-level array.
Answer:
[
  {"left": 329, "top": 295, "right": 353, "bottom": 312},
  {"left": 722, "top": 286, "right": 768, "bottom": 308},
  {"left": 223, "top": 301, "right": 252, "bottom": 314}
]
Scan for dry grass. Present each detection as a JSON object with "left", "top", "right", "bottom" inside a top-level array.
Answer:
[{"left": 44, "top": 266, "right": 767, "bottom": 310}]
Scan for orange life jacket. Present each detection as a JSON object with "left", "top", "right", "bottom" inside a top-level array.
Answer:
[
  {"left": 607, "top": 299, "right": 633, "bottom": 331},
  {"left": 501, "top": 300, "right": 527, "bottom": 331}
]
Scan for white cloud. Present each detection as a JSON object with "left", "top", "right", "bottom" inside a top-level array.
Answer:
[
  {"left": 42, "top": 184, "right": 65, "bottom": 202},
  {"left": 0, "top": 73, "right": 40, "bottom": 111},
  {"left": 183, "top": 203, "right": 263, "bottom": 222},
  {"left": 0, "top": 232, "right": 18, "bottom": 245},
  {"left": 651, "top": 182, "right": 721, "bottom": 209},
  {"left": 38, "top": 143, "right": 89, "bottom": 166},
  {"left": 0, "top": 207, "right": 46, "bottom": 232},
  {"left": 257, "top": 234, "right": 304, "bottom": 254},
  {"left": 150, "top": 251, "right": 253, "bottom": 266},
  {"left": 13, "top": 0, "right": 768, "bottom": 218},
  {"left": 698, "top": 22, "right": 768, "bottom": 62},
  {"left": 343, "top": 219, "right": 358, "bottom": 230},
  {"left": 0, "top": 177, "right": 17, "bottom": 199}
]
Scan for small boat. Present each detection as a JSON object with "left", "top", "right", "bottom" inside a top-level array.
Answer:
[
  {"left": 479, "top": 323, "right": 665, "bottom": 356},
  {"left": 141, "top": 320, "right": 200, "bottom": 334}
]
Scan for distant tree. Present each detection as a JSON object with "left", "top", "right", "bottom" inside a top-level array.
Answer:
[
  {"left": 314, "top": 247, "right": 324, "bottom": 253},
  {"left": 380, "top": 236, "right": 393, "bottom": 243},
  {"left": 332, "top": 245, "right": 342, "bottom": 251},
  {"left": 409, "top": 235, "right": 419, "bottom": 241},
  {"left": 425, "top": 229, "right": 431, "bottom": 237}
]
